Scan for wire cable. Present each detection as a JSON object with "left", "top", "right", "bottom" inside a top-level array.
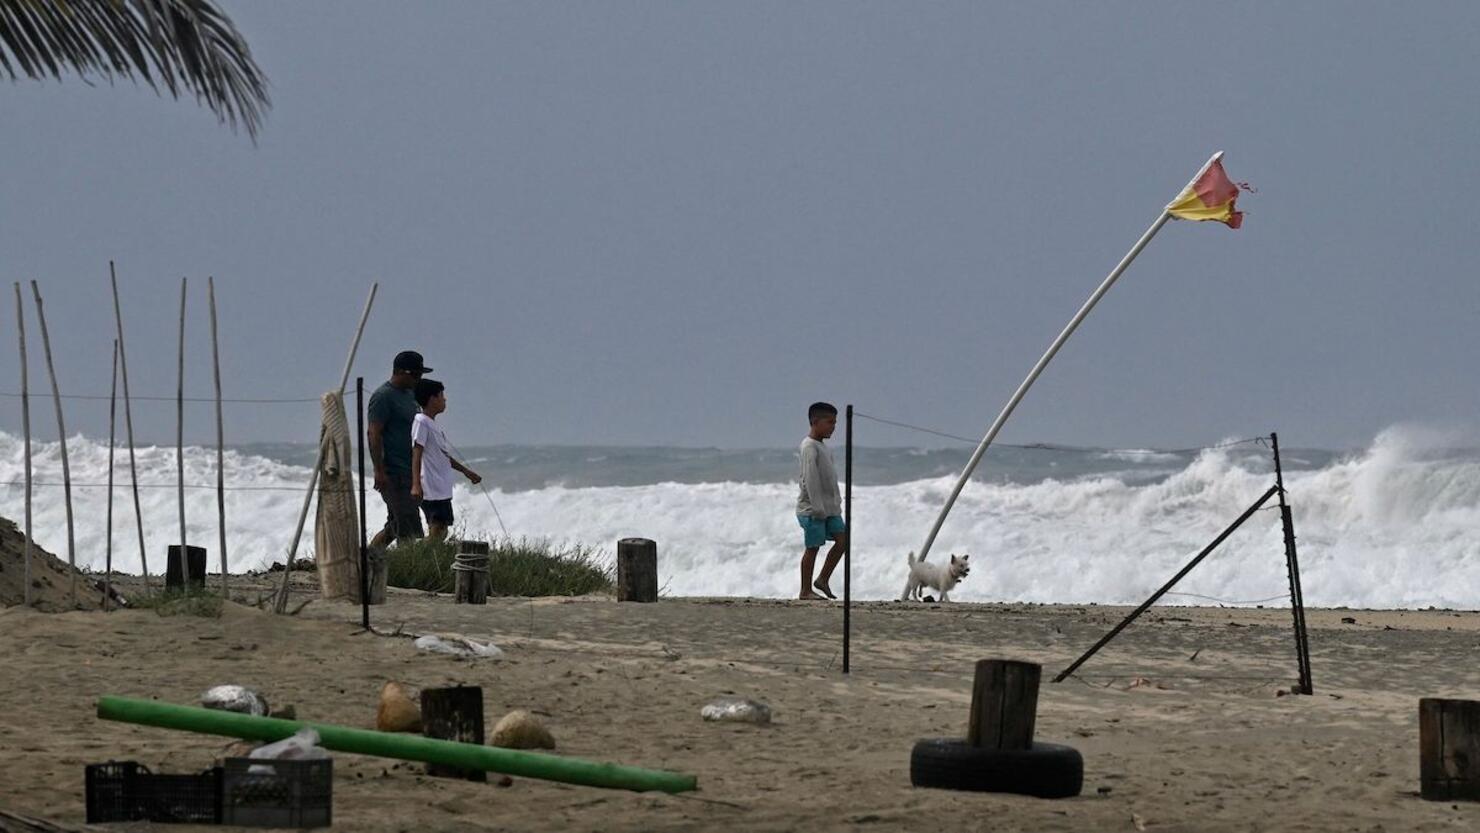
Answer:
[
  {"left": 0, "top": 391, "right": 319, "bottom": 404},
  {"left": 852, "top": 409, "right": 1265, "bottom": 455}
]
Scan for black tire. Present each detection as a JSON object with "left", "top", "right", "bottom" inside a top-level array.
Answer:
[{"left": 909, "top": 737, "right": 1083, "bottom": 798}]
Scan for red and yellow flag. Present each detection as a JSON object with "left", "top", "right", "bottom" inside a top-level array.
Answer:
[{"left": 1166, "top": 158, "right": 1248, "bottom": 229}]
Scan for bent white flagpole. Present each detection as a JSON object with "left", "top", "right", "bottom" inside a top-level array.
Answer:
[{"left": 903, "top": 152, "right": 1225, "bottom": 599}]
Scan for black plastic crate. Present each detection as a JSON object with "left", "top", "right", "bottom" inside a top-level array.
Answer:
[
  {"left": 84, "top": 760, "right": 223, "bottom": 824},
  {"left": 223, "top": 757, "right": 333, "bottom": 829}
]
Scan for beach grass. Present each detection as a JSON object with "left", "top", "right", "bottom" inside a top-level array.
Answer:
[
  {"left": 128, "top": 587, "right": 224, "bottom": 618},
  {"left": 386, "top": 536, "right": 614, "bottom": 597}
]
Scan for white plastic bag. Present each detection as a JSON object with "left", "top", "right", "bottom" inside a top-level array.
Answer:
[
  {"left": 246, "top": 728, "right": 329, "bottom": 774},
  {"left": 413, "top": 633, "right": 503, "bottom": 658},
  {"left": 249, "top": 728, "right": 328, "bottom": 761}
]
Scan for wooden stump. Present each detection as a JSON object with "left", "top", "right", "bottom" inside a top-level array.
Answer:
[
  {"left": 421, "top": 686, "right": 486, "bottom": 782},
  {"left": 967, "top": 660, "right": 1041, "bottom": 750},
  {"left": 455, "top": 540, "right": 490, "bottom": 605},
  {"left": 165, "top": 545, "right": 206, "bottom": 591},
  {"left": 1421, "top": 698, "right": 1480, "bottom": 801},
  {"left": 616, "top": 538, "right": 658, "bottom": 603}
]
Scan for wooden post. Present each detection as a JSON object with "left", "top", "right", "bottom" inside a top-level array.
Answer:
[
  {"left": 176, "top": 277, "right": 188, "bottom": 558},
  {"left": 968, "top": 660, "right": 1041, "bottom": 750},
  {"left": 421, "top": 686, "right": 487, "bottom": 782},
  {"left": 30, "top": 281, "right": 78, "bottom": 604},
  {"left": 106, "top": 340, "right": 119, "bottom": 611},
  {"left": 616, "top": 538, "right": 658, "bottom": 602},
  {"left": 13, "top": 284, "right": 33, "bottom": 607},
  {"left": 455, "top": 540, "right": 491, "bottom": 604},
  {"left": 208, "top": 277, "right": 228, "bottom": 598},
  {"left": 1421, "top": 698, "right": 1480, "bottom": 801},
  {"left": 111, "top": 263, "right": 150, "bottom": 591}
]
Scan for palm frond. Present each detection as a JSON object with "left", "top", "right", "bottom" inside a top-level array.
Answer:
[{"left": 0, "top": 0, "right": 269, "bottom": 140}]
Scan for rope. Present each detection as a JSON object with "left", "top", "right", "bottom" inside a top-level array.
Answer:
[
  {"left": 1162, "top": 591, "right": 1293, "bottom": 605},
  {"left": 1, "top": 479, "right": 335, "bottom": 492},
  {"left": 0, "top": 391, "right": 319, "bottom": 404},
  {"left": 852, "top": 410, "right": 1265, "bottom": 455},
  {"left": 446, "top": 439, "right": 511, "bottom": 539}
]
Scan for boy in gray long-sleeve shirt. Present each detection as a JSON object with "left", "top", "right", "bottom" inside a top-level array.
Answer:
[{"left": 796, "top": 402, "right": 848, "bottom": 600}]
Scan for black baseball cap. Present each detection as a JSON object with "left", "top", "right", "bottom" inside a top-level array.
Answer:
[{"left": 393, "top": 350, "right": 432, "bottom": 374}]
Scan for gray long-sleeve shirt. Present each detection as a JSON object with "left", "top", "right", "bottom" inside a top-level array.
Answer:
[{"left": 796, "top": 437, "right": 843, "bottom": 518}]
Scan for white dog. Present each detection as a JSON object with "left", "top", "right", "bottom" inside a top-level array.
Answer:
[{"left": 901, "top": 551, "right": 970, "bottom": 602}]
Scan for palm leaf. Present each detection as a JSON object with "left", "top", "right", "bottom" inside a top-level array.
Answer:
[{"left": 0, "top": 0, "right": 269, "bottom": 140}]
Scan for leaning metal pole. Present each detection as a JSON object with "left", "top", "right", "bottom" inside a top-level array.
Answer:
[
  {"left": 1272, "top": 432, "right": 1314, "bottom": 694},
  {"left": 1053, "top": 483, "right": 1280, "bottom": 683}
]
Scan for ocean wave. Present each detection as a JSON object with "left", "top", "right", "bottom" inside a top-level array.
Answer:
[{"left": 0, "top": 427, "right": 1476, "bottom": 608}]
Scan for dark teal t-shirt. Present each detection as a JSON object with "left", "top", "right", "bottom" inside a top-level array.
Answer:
[{"left": 368, "top": 381, "right": 419, "bottom": 478}]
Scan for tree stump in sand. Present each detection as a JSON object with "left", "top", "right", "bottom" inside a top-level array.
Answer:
[
  {"left": 421, "top": 686, "right": 486, "bottom": 782},
  {"left": 313, "top": 392, "right": 363, "bottom": 601},
  {"left": 1421, "top": 698, "right": 1480, "bottom": 801},
  {"left": 616, "top": 538, "right": 658, "bottom": 602},
  {"left": 454, "top": 540, "right": 490, "bottom": 604},
  {"left": 968, "top": 659, "right": 1041, "bottom": 750}
]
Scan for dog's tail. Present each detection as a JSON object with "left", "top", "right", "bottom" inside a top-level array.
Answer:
[{"left": 907, "top": 550, "right": 917, "bottom": 565}]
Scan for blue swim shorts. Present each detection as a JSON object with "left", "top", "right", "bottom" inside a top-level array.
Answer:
[{"left": 798, "top": 515, "right": 846, "bottom": 549}]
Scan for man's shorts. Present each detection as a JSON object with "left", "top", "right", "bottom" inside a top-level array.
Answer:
[
  {"left": 379, "top": 472, "right": 424, "bottom": 542},
  {"left": 797, "top": 515, "right": 846, "bottom": 549},
  {"left": 421, "top": 498, "right": 454, "bottom": 526}
]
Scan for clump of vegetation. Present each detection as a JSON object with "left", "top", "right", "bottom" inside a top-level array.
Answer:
[
  {"left": 387, "top": 536, "right": 613, "bottom": 597},
  {"left": 129, "top": 588, "right": 224, "bottom": 618}
]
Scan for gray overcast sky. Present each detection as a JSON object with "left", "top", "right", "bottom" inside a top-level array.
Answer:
[{"left": 3, "top": 2, "right": 1478, "bottom": 449}]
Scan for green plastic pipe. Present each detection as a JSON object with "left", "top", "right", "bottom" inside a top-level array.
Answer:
[{"left": 97, "top": 695, "right": 697, "bottom": 793}]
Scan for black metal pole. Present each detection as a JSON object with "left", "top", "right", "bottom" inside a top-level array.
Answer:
[
  {"left": 1053, "top": 484, "right": 1281, "bottom": 683},
  {"left": 1272, "top": 432, "right": 1313, "bottom": 694},
  {"left": 357, "top": 377, "right": 369, "bottom": 630},
  {"left": 843, "top": 404, "right": 852, "bottom": 674}
]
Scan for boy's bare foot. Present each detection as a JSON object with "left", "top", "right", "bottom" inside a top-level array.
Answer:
[
  {"left": 799, "top": 591, "right": 825, "bottom": 601},
  {"left": 812, "top": 580, "right": 837, "bottom": 600}
]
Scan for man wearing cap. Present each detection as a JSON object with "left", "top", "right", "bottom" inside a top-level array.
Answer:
[{"left": 368, "top": 351, "right": 432, "bottom": 548}]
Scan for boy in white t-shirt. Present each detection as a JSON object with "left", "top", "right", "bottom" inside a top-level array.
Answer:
[{"left": 410, "top": 379, "right": 482, "bottom": 541}]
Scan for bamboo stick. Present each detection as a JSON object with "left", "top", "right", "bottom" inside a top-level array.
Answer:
[
  {"left": 110, "top": 263, "right": 150, "bottom": 591},
  {"left": 273, "top": 283, "right": 378, "bottom": 613},
  {"left": 177, "top": 277, "right": 188, "bottom": 564},
  {"left": 30, "top": 281, "right": 78, "bottom": 604},
  {"left": 209, "top": 277, "right": 228, "bottom": 598},
  {"left": 13, "top": 284, "right": 33, "bottom": 607},
  {"left": 106, "top": 340, "right": 119, "bottom": 612}
]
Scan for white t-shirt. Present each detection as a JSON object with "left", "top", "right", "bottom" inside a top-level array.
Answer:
[{"left": 411, "top": 413, "right": 455, "bottom": 501}]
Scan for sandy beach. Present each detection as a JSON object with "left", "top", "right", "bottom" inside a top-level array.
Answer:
[{"left": 3, "top": 571, "right": 1480, "bottom": 832}]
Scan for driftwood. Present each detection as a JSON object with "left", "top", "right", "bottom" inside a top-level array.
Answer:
[{"left": 314, "top": 392, "right": 363, "bottom": 600}]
